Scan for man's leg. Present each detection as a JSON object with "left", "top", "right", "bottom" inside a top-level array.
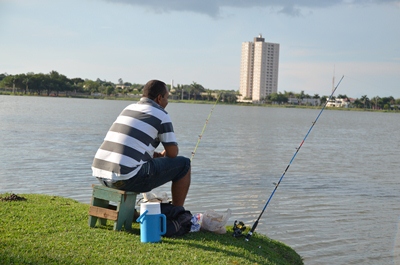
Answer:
[{"left": 171, "top": 167, "right": 191, "bottom": 207}]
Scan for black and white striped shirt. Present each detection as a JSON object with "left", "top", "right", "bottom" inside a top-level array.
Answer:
[{"left": 92, "top": 98, "right": 177, "bottom": 180}]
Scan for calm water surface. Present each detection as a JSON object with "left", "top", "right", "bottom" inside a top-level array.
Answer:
[{"left": 1, "top": 95, "right": 399, "bottom": 265}]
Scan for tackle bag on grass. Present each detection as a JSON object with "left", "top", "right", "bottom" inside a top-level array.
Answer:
[{"left": 160, "top": 203, "right": 192, "bottom": 237}]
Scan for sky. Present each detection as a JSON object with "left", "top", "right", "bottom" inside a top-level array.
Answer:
[{"left": 0, "top": 0, "right": 399, "bottom": 99}]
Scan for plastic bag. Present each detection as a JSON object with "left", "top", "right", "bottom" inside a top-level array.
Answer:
[
  {"left": 140, "top": 192, "right": 170, "bottom": 204},
  {"left": 201, "top": 209, "right": 232, "bottom": 234},
  {"left": 190, "top": 213, "right": 203, "bottom": 232}
]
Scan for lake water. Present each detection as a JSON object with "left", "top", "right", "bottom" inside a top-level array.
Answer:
[{"left": 1, "top": 95, "right": 399, "bottom": 264}]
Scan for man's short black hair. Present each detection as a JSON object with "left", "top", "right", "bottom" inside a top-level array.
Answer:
[{"left": 143, "top": 80, "right": 167, "bottom": 100}]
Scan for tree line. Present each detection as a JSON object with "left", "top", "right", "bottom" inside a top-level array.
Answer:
[
  {"left": 0, "top": 71, "right": 142, "bottom": 97},
  {"left": 1, "top": 71, "right": 399, "bottom": 109},
  {"left": 266, "top": 91, "right": 400, "bottom": 110},
  {"left": 0, "top": 71, "right": 238, "bottom": 103}
]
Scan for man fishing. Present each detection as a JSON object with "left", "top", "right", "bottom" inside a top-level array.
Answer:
[{"left": 92, "top": 79, "right": 191, "bottom": 207}]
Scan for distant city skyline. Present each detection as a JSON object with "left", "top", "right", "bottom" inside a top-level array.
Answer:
[{"left": 0, "top": 1, "right": 399, "bottom": 98}]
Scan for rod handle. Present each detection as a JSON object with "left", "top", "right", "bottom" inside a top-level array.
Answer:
[{"left": 245, "top": 220, "right": 259, "bottom": 241}]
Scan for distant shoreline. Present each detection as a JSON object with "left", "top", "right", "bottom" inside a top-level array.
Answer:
[{"left": 1, "top": 91, "right": 398, "bottom": 113}]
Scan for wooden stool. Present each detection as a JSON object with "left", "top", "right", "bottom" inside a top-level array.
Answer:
[{"left": 88, "top": 184, "right": 137, "bottom": 231}]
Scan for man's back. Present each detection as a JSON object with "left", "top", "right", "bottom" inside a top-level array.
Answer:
[{"left": 92, "top": 98, "right": 176, "bottom": 181}]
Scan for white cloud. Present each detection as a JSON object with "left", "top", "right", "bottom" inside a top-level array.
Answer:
[{"left": 103, "top": 0, "right": 400, "bottom": 17}]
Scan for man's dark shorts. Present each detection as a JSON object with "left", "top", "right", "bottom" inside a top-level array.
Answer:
[{"left": 100, "top": 156, "right": 190, "bottom": 193}]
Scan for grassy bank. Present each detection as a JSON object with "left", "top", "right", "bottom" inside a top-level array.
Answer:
[{"left": 0, "top": 194, "right": 303, "bottom": 265}]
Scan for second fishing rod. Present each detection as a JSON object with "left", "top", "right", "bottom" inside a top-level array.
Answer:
[
  {"left": 245, "top": 75, "right": 344, "bottom": 241},
  {"left": 190, "top": 93, "right": 221, "bottom": 162}
]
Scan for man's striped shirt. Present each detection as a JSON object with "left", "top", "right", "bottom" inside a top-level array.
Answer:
[{"left": 92, "top": 98, "right": 177, "bottom": 181}]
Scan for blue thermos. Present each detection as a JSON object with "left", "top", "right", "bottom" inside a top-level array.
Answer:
[{"left": 136, "top": 202, "right": 166, "bottom": 243}]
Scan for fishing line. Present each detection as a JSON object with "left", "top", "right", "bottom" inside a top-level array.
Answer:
[
  {"left": 245, "top": 75, "right": 344, "bottom": 241},
  {"left": 190, "top": 93, "right": 221, "bottom": 162}
]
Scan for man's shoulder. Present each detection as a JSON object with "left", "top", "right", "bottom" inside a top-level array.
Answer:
[
  {"left": 123, "top": 101, "right": 171, "bottom": 125},
  {"left": 133, "top": 98, "right": 168, "bottom": 115}
]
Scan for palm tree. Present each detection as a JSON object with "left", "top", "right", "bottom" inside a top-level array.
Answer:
[
  {"left": 189, "top": 82, "right": 205, "bottom": 100},
  {"left": 370, "top": 96, "right": 380, "bottom": 110},
  {"left": 360, "top": 95, "right": 370, "bottom": 109}
]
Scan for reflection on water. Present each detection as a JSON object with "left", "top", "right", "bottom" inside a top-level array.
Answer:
[{"left": 0, "top": 95, "right": 399, "bottom": 265}]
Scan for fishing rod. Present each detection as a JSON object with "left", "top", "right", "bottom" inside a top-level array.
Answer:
[
  {"left": 190, "top": 93, "right": 221, "bottom": 162},
  {"left": 245, "top": 75, "right": 344, "bottom": 241}
]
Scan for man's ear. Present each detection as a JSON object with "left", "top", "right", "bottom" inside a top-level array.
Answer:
[{"left": 155, "top": 94, "right": 162, "bottom": 104}]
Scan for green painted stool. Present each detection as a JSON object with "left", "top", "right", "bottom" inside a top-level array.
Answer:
[{"left": 88, "top": 184, "right": 137, "bottom": 231}]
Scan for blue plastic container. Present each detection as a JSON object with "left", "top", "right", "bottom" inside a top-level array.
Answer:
[{"left": 136, "top": 202, "right": 166, "bottom": 243}]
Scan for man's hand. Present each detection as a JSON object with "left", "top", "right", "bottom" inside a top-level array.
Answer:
[
  {"left": 154, "top": 145, "right": 178, "bottom": 158},
  {"left": 153, "top": 151, "right": 165, "bottom": 158}
]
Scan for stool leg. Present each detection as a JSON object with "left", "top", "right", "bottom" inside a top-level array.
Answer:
[
  {"left": 88, "top": 215, "right": 98, "bottom": 228},
  {"left": 115, "top": 194, "right": 137, "bottom": 231},
  {"left": 89, "top": 196, "right": 98, "bottom": 228}
]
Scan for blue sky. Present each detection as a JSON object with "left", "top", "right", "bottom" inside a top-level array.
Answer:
[{"left": 1, "top": 0, "right": 399, "bottom": 98}]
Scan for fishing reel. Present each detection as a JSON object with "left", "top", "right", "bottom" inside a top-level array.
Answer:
[{"left": 232, "top": 220, "right": 246, "bottom": 238}]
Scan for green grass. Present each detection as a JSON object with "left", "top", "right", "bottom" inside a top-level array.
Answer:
[{"left": 0, "top": 194, "right": 303, "bottom": 265}]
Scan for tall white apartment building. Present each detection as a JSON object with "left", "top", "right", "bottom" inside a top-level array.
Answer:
[{"left": 239, "top": 34, "right": 280, "bottom": 102}]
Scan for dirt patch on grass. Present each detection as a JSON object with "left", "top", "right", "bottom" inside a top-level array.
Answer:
[{"left": 0, "top": 193, "right": 27, "bottom": 201}]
